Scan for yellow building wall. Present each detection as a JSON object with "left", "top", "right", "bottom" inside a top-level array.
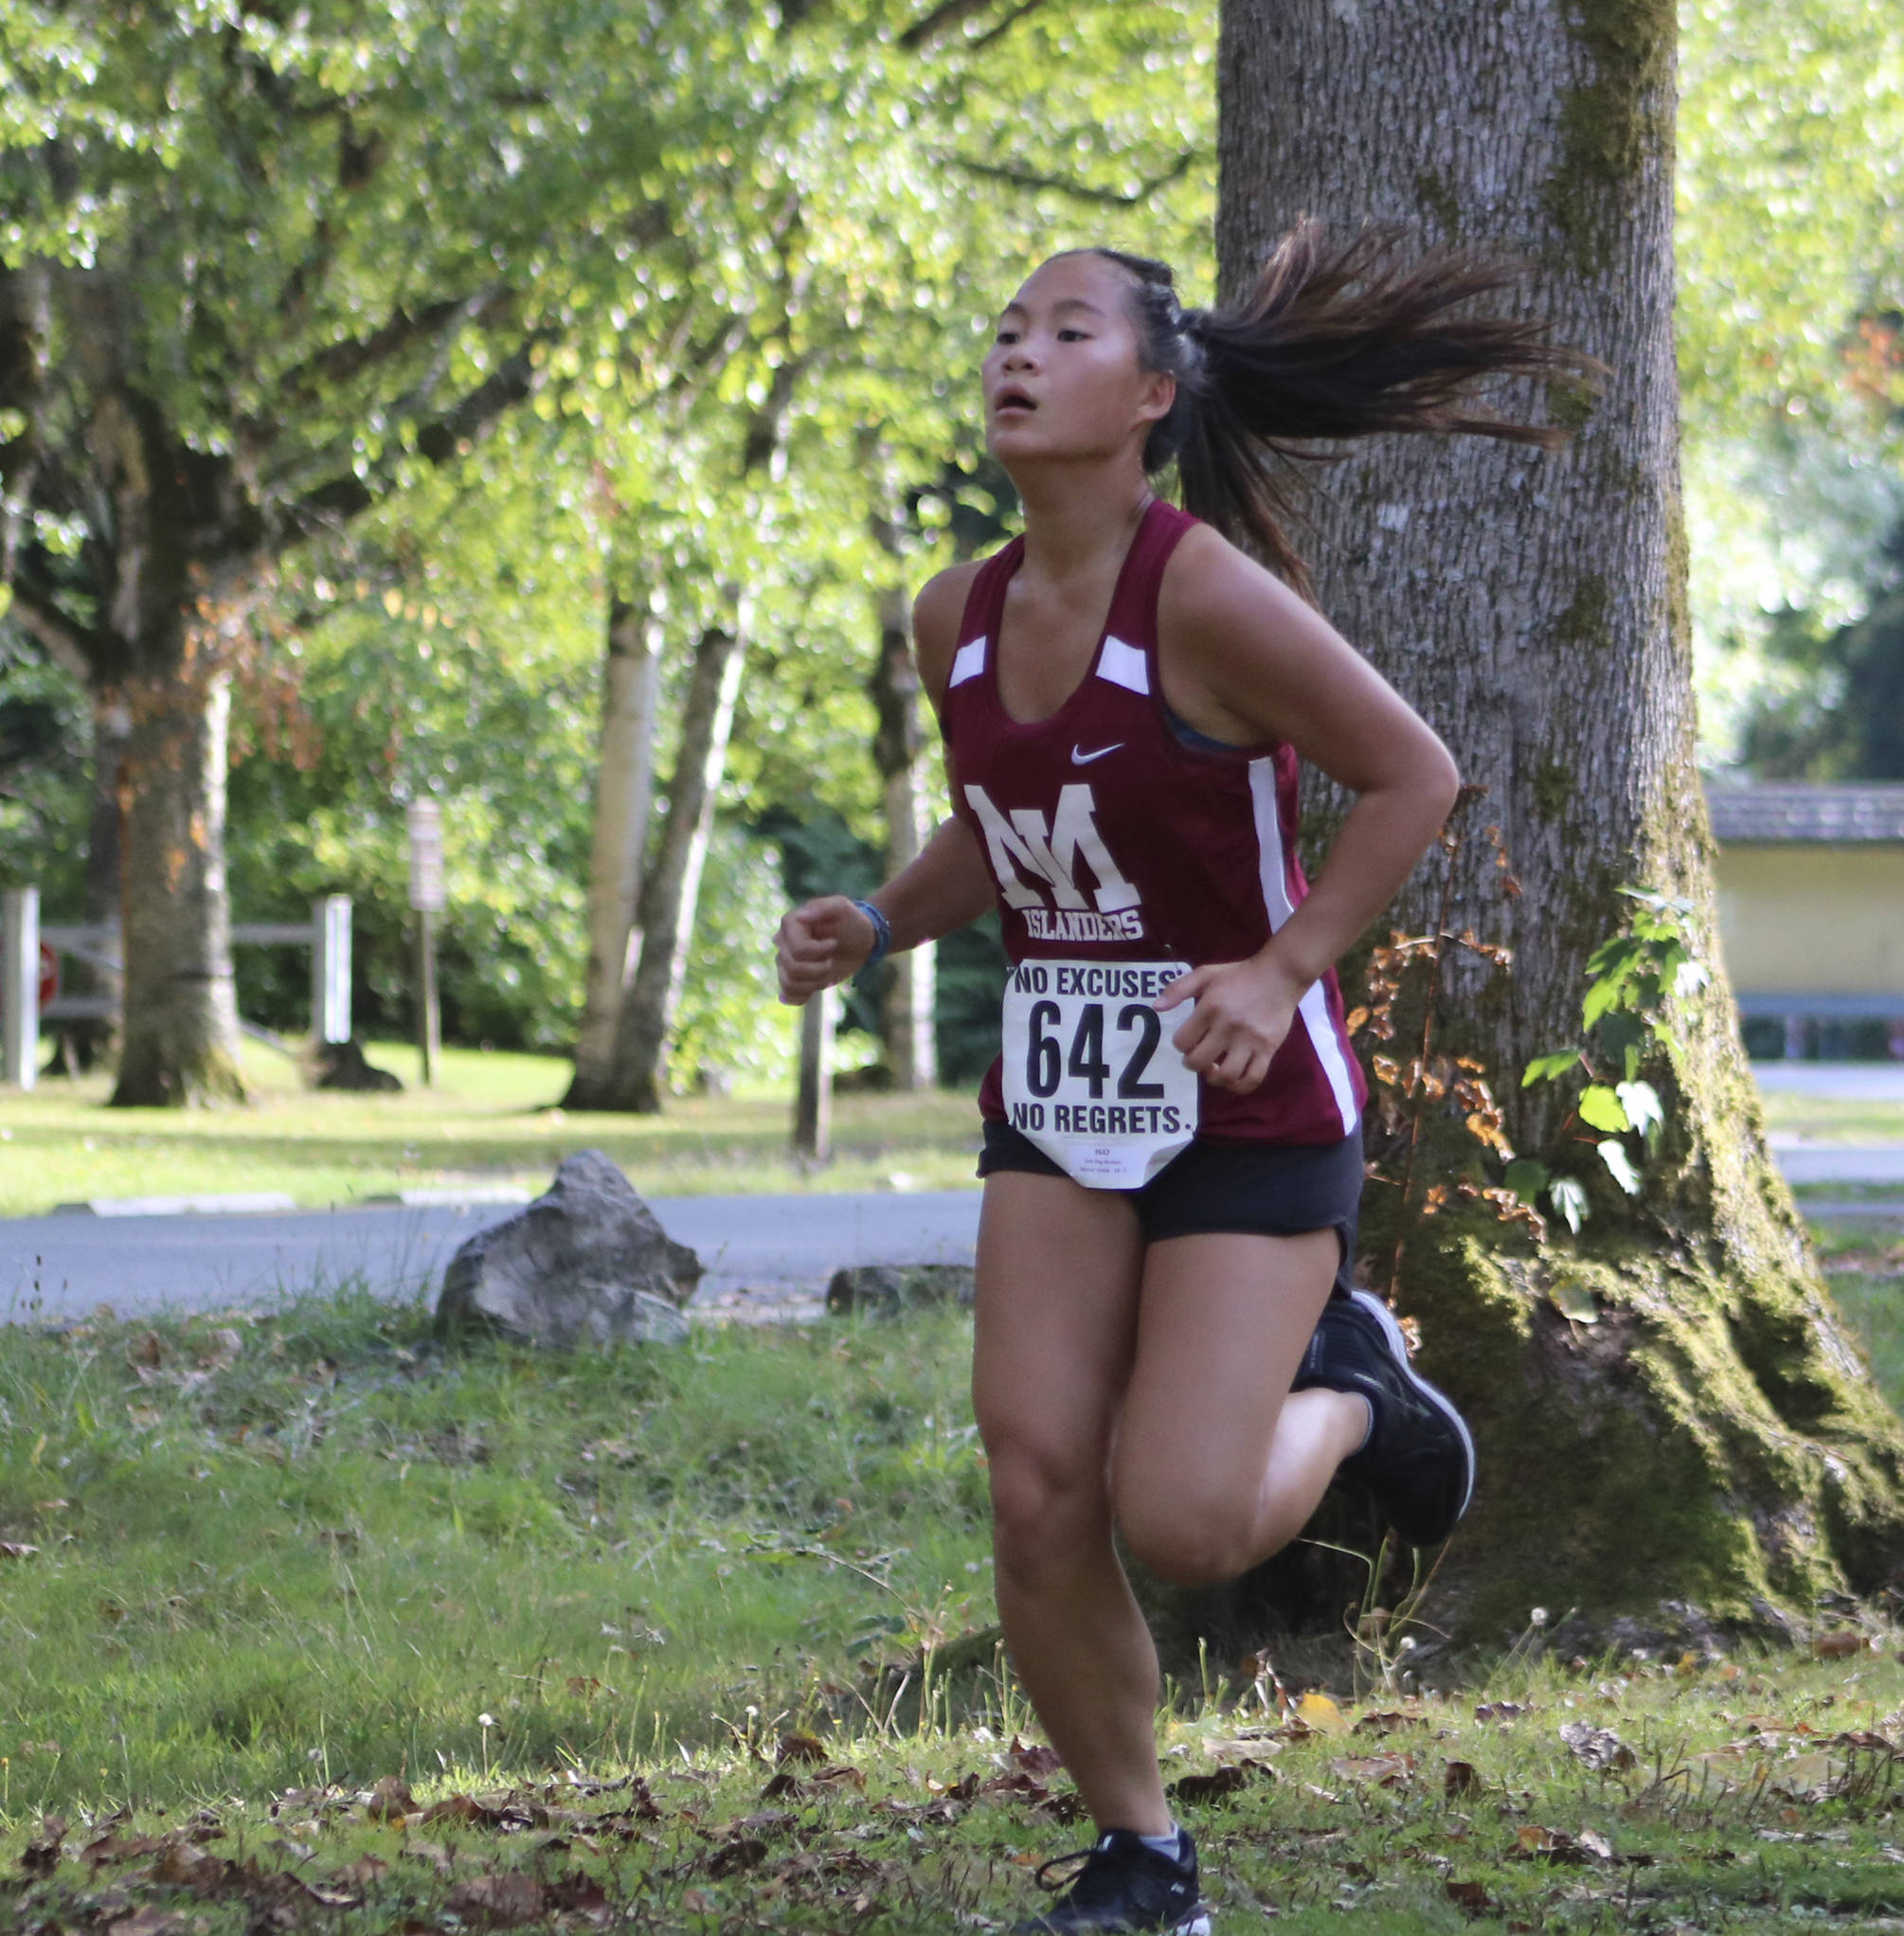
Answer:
[{"left": 1714, "top": 846, "right": 1904, "bottom": 995}]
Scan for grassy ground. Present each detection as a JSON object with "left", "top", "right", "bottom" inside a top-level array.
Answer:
[
  {"left": 4, "top": 1232, "right": 1904, "bottom": 1931},
  {"left": 2, "top": 1049, "right": 1897, "bottom": 1222},
  {"left": 1756, "top": 1086, "right": 1904, "bottom": 1145},
  {"left": 0, "top": 1042, "right": 986, "bottom": 1215}
]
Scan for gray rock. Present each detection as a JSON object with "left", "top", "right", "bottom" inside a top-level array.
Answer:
[
  {"left": 825, "top": 1263, "right": 976, "bottom": 1317},
  {"left": 436, "top": 1150, "right": 702, "bottom": 1348}
]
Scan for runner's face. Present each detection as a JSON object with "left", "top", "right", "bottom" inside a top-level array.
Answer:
[{"left": 982, "top": 253, "right": 1173, "bottom": 469}]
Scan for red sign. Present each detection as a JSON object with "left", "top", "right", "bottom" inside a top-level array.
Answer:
[{"left": 38, "top": 942, "right": 58, "bottom": 1009}]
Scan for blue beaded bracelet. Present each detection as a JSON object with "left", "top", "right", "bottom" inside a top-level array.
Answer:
[{"left": 850, "top": 898, "right": 892, "bottom": 973}]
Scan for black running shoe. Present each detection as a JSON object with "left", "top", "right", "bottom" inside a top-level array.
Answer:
[
  {"left": 1012, "top": 1829, "right": 1211, "bottom": 1934},
  {"left": 1294, "top": 1288, "right": 1476, "bottom": 1546}
]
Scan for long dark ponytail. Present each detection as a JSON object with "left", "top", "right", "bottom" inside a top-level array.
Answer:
[{"left": 1095, "top": 222, "right": 1603, "bottom": 601}]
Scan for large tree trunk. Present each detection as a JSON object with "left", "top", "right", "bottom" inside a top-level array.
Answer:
[
  {"left": 565, "top": 589, "right": 661, "bottom": 1107},
  {"left": 1210, "top": 0, "right": 1904, "bottom": 1652},
  {"left": 870, "top": 584, "right": 938, "bottom": 1090},
  {"left": 72, "top": 363, "right": 249, "bottom": 1108},
  {"left": 584, "top": 617, "right": 746, "bottom": 1114},
  {"left": 112, "top": 654, "right": 245, "bottom": 1104}
]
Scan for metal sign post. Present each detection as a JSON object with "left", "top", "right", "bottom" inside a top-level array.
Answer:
[
  {"left": 406, "top": 799, "right": 445, "bottom": 1085},
  {"left": 2, "top": 887, "right": 41, "bottom": 1089}
]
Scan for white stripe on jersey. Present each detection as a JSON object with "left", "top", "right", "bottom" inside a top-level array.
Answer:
[
  {"left": 1096, "top": 635, "right": 1149, "bottom": 694},
  {"left": 1248, "top": 757, "right": 1359, "bottom": 1138},
  {"left": 949, "top": 637, "right": 987, "bottom": 688}
]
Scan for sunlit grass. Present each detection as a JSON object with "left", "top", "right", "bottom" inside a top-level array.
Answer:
[
  {"left": 0, "top": 1042, "right": 985, "bottom": 1214},
  {"left": 2, "top": 1249, "right": 1903, "bottom": 1929},
  {"left": 0, "top": 1291, "right": 994, "bottom": 1818},
  {"left": 1756, "top": 1087, "right": 1904, "bottom": 1144}
]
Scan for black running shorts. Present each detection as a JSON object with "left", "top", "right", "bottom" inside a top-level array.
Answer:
[{"left": 977, "top": 1121, "right": 1365, "bottom": 1299}]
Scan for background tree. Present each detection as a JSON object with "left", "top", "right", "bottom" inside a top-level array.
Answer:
[
  {"left": 1215, "top": 0, "right": 1904, "bottom": 1648},
  {"left": 1678, "top": 0, "right": 1904, "bottom": 760},
  {"left": 0, "top": 0, "right": 690, "bottom": 1102}
]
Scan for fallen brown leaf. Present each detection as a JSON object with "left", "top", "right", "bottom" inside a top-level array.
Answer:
[
  {"left": 707, "top": 1837, "right": 768, "bottom": 1878},
  {"left": 1475, "top": 1701, "right": 1532, "bottom": 1723},
  {"left": 1444, "top": 1761, "right": 1482, "bottom": 1799},
  {"left": 545, "top": 1871, "right": 611, "bottom": 1913},
  {"left": 1512, "top": 1824, "right": 1586, "bottom": 1863},
  {"left": 1446, "top": 1878, "right": 1496, "bottom": 1916},
  {"left": 365, "top": 1774, "right": 417, "bottom": 1820},
  {"left": 446, "top": 1871, "right": 544, "bottom": 1927},
  {"left": 0, "top": 1541, "right": 41, "bottom": 1559},
  {"left": 1813, "top": 1630, "right": 1866, "bottom": 1659},
  {"left": 401, "top": 1837, "right": 456, "bottom": 1877},
  {"left": 1168, "top": 1765, "right": 1252, "bottom": 1803},
  {"left": 1327, "top": 1752, "right": 1416, "bottom": 1788},
  {"left": 731, "top": 1810, "right": 798, "bottom": 1837},
  {"left": 21, "top": 1815, "right": 67, "bottom": 1876},
  {"left": 80, "top": 1831, "right": 171, "bottom": 1868},
  {"left": 110, "top": 1909, "right": 186, "bottom": 1936},
  {"left": 153, "top": 1842, "right": 227, "bottom": 1891},
  {"left": 1355, "top": 1710, "right": 1426, "bottom": 1735},
  {"left": 1009, "top": 1736, "right": 1064, "bottom": 1775},
  {"left": 1559, "top": 1721, "right": 1637, "bottom": 1772}
]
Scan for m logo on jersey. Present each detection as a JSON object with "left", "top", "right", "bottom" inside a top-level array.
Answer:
[{"left": 964, "top": 782, "right": 1146, "bottom": 941}]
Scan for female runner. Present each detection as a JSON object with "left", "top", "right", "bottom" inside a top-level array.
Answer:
[{"left": 776, "top": 224, "right": 1590, "bottom": 1934}]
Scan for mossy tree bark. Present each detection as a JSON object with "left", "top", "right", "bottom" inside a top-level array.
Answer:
[{"left": 1212, "top": 0, "right": 1904, "bottom": 1652}]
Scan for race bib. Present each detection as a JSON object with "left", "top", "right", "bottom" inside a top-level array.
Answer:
[{"left": 1000, "top": 959, "right": 1199, "bottom": 1189}]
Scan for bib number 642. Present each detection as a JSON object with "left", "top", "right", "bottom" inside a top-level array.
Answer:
[{"left": 1023, "top": 997, "right": 1167, "bottom": 1101}]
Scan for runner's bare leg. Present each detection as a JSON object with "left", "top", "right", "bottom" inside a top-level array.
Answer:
[
  {"left": 1114, "top": 1231, "right": 1371, "bottom": 1584},
  {"left": 971, "top": 1173, "right": 1168, "bottom": 1833}
]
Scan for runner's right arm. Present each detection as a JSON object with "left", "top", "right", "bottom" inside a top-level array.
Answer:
[
  {"left": 775, "top": 817, "right": 994, "bottom": 1006},
  {"left": 775, "top": 564, "right": 996, "bottom": 1008}
]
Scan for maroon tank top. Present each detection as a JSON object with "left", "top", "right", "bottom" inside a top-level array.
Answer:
[{"left": 943, "top": 499, "right": 1365, "bottom": 1148}]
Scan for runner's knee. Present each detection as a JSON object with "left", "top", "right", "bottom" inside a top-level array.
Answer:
[
  {"left": 1117, "top": 1482, "right": 1259, "bottom": 1587},
  {"left": 985, "top": 1435, "right": 1111, "bottom": 1580}
]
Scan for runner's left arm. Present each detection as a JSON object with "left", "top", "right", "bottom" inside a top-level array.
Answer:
[{"left": 1152, "top": 524, "right": 1462, "bottom": 1095}]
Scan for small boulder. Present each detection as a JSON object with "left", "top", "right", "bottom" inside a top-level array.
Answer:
[
  {"left": 437, "top": 1150, "right": 702, "bottom": 1348},
  {"left": 825, "top": 1264, "right": 976, "bottom": 1318}
]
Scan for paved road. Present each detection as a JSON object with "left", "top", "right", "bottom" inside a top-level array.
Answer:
[
  {"left": 0, "top": 1192, "right": 984, "bottom": 1324},
  {"left": 8, "top": 1054, "right": 1903, "bottom": 1324}
]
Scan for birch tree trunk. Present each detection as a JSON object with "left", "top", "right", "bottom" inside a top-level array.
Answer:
[
  {"left": 1207, "top": 0, "right": 1904, "bottom": 1652},
  {"left": 870, "top": 584, "right": 937, "bottom": 1090},
  {"left": 565, "top": 591, "right": 661, "bottom": 1108},
  {"left": 587, "top": 617, "right": 747, "bottom": 1114}
]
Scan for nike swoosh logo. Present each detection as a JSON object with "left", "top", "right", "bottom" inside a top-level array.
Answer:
[{"left": 1070, "top": 742, "right": 1123, "bottom": 765}]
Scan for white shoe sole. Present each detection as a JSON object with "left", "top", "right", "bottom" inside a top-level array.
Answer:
[{"left": 1349, "top": 1288, "right": 1477, "bottom": 1526}]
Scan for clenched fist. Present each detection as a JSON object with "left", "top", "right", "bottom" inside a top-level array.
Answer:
[
  {"left": 1156, "top": 952, "right": 1307, "bottom": 1095},
  {"left": 776, "top": 896, "right": 879, "bottom": 1005}
]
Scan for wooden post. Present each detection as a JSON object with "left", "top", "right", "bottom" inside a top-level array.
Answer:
[
  {"left": 2, "top": 887, "right": 40, "bottom": 1090},
  {"left": 793, "top": 983, "right": 835, "bottom": 1163}
]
